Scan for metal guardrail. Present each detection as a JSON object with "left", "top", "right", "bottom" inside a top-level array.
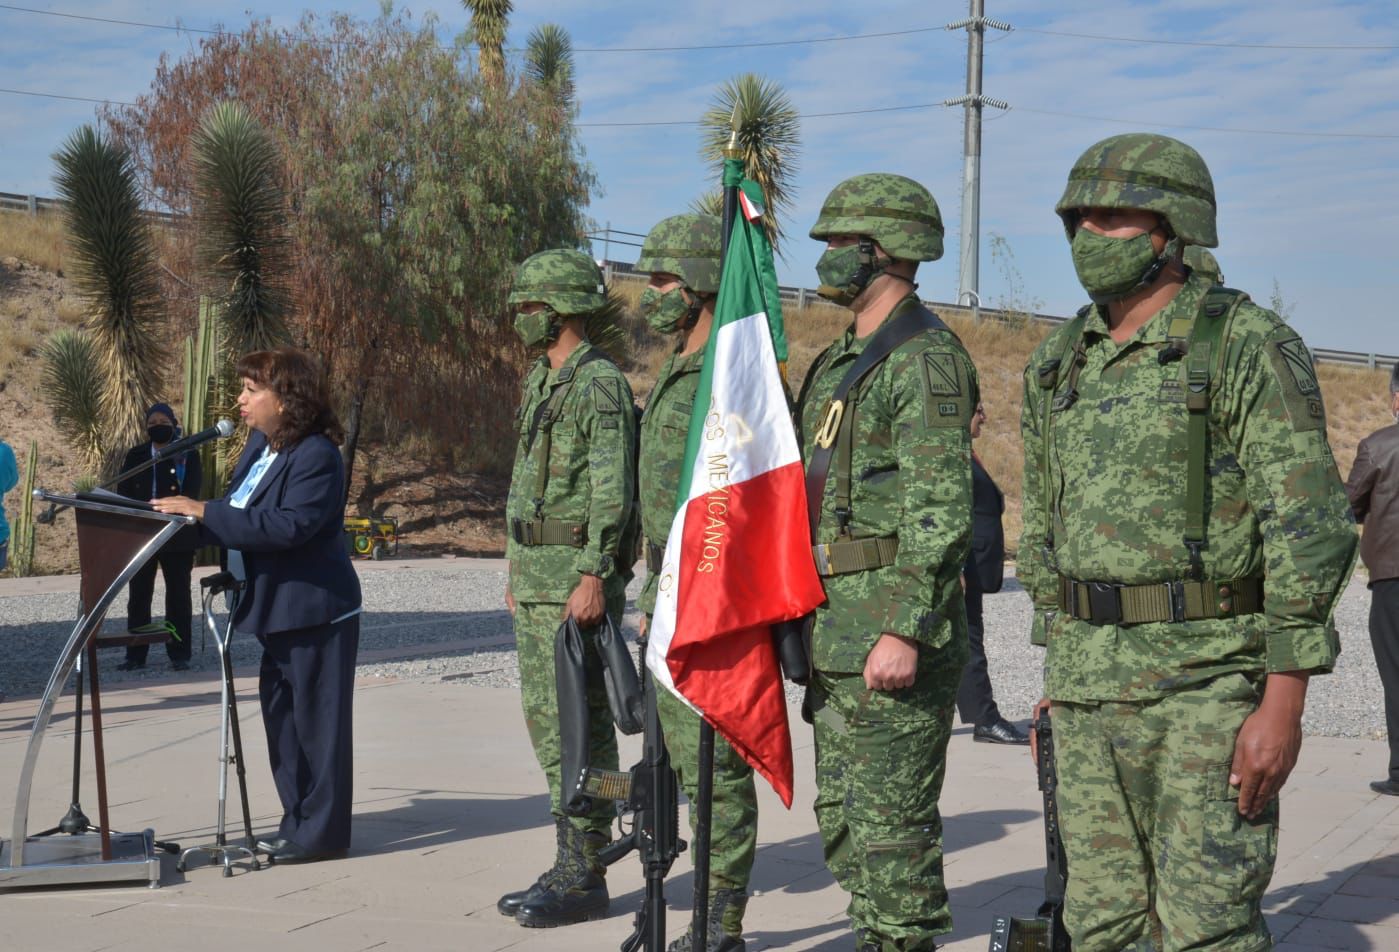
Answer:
[
  {"left": 0, "top": 190, "right": 180, "bottom": 224},
  {"left": 604, "top": 263, "right": 1395, "bottom": 371}
]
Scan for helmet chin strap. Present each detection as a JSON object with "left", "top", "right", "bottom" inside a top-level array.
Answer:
[{"left": 1102, "top": 229, "right": 1181, "bottom": 305}]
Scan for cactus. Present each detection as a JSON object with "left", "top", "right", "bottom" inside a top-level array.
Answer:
[{"left": 10, "top": 441, "right": 38, "bottom": 577}]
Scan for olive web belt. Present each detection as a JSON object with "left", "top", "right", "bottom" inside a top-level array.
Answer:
[
  {"left": 510, "top": 517, "right": 586, "bottom": 548},
  {"left": 813, "top": 535, "right": 899, "bottom": 577},
  {"left": 1056, "top": 575, "right": 1263, "bottom": 625}
]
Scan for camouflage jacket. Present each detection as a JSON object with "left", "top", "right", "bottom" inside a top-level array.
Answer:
[
  {"left": 1019, "top": 272, "right": 1358, "bottom": 702},
  {"left": 506, "top": 341, "right": 637, "bottom": 604},
  {"left": 637, "top": 348, "right": 703, "bottom": 617},
  {"left": 796, "top": 298, "right": 979, "bottom": 673}
]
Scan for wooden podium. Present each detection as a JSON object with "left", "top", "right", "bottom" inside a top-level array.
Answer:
[{"left": 0, "top": 489, "right": 195, "bottom": 889}]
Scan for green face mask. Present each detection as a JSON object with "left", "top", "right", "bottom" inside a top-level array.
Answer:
[
  {"left": 1070, "top": 228, "right": 1162, "bottom": 304},
  {"left": 815, "top": 244, "right": 873, "bottom": 306},
  {"left": 639, "top": 286, "right": 692, "bottom": 334},
  {"left": 513, "top": 307, "right": 558, "bottom": 348}
]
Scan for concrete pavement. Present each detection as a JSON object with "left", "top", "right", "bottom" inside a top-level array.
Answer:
[{"left": 1, "top": 563, "right": 1398, "bottom": 950}]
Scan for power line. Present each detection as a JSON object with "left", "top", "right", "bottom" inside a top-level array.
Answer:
[
  {"left": 4, "top": 84, "right": 1396, "bottom": 142},
  {"left": 569, "top": 27, "right": 942, "bottom": 53},
  {"left": 1014, "top": 25, "right": 1399, "bottom": 51},
  {"left": 6, "top": 4, "right": 1398, "bottom": 54},
  {"left": 0, "top": 4, "right": 941, "bottom": 53},
  {"left": 1014, "top": 106, "right": 1399, "bottom": 140},
  {"left": 0, "top": 86, "right": 135, "bottom": 107}
]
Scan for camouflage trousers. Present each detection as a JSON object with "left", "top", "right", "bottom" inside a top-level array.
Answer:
[
  {"left": 655, "top": 668, "right": 758, "bottom": 895},
  {"left": 1054, "top": 674, "right": 1276, "bottom": 952},
  {"left": 810, "top": 656, "right": 961, "bottom": 951},
  {"left": 514, "top": 598, "right": 624, "bottom": 838}
]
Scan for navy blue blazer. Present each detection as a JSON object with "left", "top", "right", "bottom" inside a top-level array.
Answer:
[{"left": 201, "top": 430, "right": 361, "bottom": 635}]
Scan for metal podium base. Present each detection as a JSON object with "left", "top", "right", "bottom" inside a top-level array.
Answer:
[{"left": 0, "top": 830, "right": 162, "bottom": 889}]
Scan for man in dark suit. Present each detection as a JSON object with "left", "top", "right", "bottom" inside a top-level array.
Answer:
[
  {"left": 1346, "top": 362, "right": 1399, "bottom": 795},
  {"left": 116, "top": 402, "right": 202, "bottom": 671},
  {"left": 958, "top": 403, "right": 1028, "bottom": 745}
]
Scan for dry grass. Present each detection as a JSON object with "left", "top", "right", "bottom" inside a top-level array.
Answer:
[
  {"left": 0, "top": 211, "right": 66, "bottom": 274},
  {"left": 0, "top": 317, "right": 41, "bottom": 376}
]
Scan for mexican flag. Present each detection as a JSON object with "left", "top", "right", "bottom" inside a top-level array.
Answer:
[{"left": 645, "top": 159, "right": 825, "bottom": 808}]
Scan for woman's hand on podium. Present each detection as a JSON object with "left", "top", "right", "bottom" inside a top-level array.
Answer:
[{"left": 151, "top": 495, "right": 206, "bottom": 521}]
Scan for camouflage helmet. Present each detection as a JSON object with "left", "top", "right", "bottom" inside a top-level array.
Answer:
[
  {"left": 1184, "top": 246, "right": 1224, "bottom": 286},
  {"left": 1055, "top": 133, "right": 1218, "bottom": 248},
  {"left": 809, "top": 173, "right": 944, "bottom": 262},
  {"left": 636, "top": 214, "right": 723, "bottom": 295},
  {"left": 508, "top": 248, "right": 606, "bottom": 316}
]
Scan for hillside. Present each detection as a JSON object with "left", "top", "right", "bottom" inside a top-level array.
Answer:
[{"left": 1, "top": 209, "right": 1392, "bottom": 576}]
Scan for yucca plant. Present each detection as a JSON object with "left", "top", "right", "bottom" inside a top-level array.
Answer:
[
  {"left": 192, "top": 101, "right": 292, "bottom": 360},
  {"left": 463, "top": 0, "right": 513, "bottom": 87},
  {"left": 700, "top": 74, "right": 801, "bottom": 254},
  {"left": 585, "top": 288, "right": 633, "bottom": 366},
  {"left": 39, "top": 329, "right": 107, "bottom": 471},
  {"left": 9, "top": 441, "right": 38, "bottom": 577},
  {"left": 53, "top": 125, "right": 168, "bottom": 450},
  {"left": 690, "top": 189, "right": 723, "bottom": 218},
  {"left": 524, "top": 23, "right": 574, "bottom": 106}
]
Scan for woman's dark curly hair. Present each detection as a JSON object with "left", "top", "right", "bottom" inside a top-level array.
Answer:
[{"left": 235, "top": 348, "right": 345, "bottom": 449}]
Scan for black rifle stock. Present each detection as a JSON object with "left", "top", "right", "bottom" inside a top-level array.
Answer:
[
  {"left": 556, "top": 622, "right": 684, "bottom": 951},
  {"left": 988, "top": 710, "right": 1071, "bottom": 952}
]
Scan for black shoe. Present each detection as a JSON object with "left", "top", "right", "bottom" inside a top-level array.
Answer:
[
  {"left": 515, "top": 868, "right": 609, "bottom": 927},
  {"left": 170, "top": 660, "right": 190, "bottom": 672},
  {"left": 115, "top": 660, "right": 146, "bottom": 671},
  {"left": 256, "top": 837, "right": 288, "bottom": 854},
  {"left": 268, "top": 841, "right": 346, "bottom": 865},
  {"left": 1371, "top": 780, "right": 1399, "bottom": 796},
  {"left": 973, "top": 718, "right": 1030, "bottom": 745}
]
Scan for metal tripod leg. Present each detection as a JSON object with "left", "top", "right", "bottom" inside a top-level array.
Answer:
[{"left": 178, "top": 579, "right": 259, "bottom": 877}]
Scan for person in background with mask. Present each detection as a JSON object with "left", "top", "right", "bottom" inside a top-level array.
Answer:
[
  {"left": 116, "top": 402, "right": 202, "bottom": 672},
  {"left": 1021, "top": 133, "right": 1356, "bottom": 950},
  {"left": 496, "top": 248, "right": 637, "bottom": 930},
  {"left": 796, "top": 173, "right": 979, "bottom": 952},
  {"left": 1345, "top": 361, "right": 1399, "bottom": 796},
  {"left": 634, "top": 213, "right": 757, "bottom": 952}
]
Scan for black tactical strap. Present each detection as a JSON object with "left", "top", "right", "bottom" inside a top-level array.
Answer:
[
  {"left": 1057, "top": 574, "right": 1263, "bottom": 625},
  {"left": 803, "top": 298, "right": 949, "bottom": 539}
]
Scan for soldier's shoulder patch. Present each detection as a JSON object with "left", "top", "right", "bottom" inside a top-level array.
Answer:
[
  {"left": 1264, "top": 334, "right": 1325, "bottom": 433},
  {"left": 591, "top": 376, "right": 623, "bottom": 414},
  {"left": 921, "top": 351, "right": 963, "bottom": 398},
  {"left": 919, "top": 349, "right": 970, "bottom": 428},
  {"left": 1275, "top": 337, "right": 1319, "bottom": 396}
]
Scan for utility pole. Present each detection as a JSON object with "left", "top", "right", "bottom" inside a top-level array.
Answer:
[{"left": 946, "top": 1, "right": 1009, "bottom": 320}]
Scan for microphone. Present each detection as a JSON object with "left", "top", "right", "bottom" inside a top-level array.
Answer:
[{"left": 155, "top": 418, "right": 235, "bottom": 460}]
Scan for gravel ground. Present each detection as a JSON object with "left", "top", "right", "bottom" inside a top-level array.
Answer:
[{"left": 0, "top": 563, "right": 1384, "bottom": 740}]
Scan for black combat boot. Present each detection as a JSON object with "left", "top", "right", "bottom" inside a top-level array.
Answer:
[
  {"left": 514, "top": 826, "right": 610, "bottom": 927},
  {"left": 667, "top": 887, "right": 749, "bottom": 952},
  {"left": 497, "top": 817, "right": 570, "bottom": 916}
]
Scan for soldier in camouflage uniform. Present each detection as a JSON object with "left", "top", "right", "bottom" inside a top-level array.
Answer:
[
  {"left": 633, "top": 213, "right": 759, "bottom": 952},
  {"left": 1021, "top": 133, "right": 1358, "bottom": 951},
  {"left": 796, "top": 174, "right": 978, "bottom": 952},
  {"left": 498, "top": 248, "right": 638, "bottom": 929},
  {"left": 1184, "top": 245, "right": 1225, "bottom": 286}
]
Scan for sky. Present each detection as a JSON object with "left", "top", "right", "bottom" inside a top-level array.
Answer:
[{"left": 2, "top": 0, "right": 1397, "bottom": 353}]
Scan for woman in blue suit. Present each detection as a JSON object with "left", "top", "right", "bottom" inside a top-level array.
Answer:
[{"left": 154, "top": 348, "right": 361, "bottom": 865}]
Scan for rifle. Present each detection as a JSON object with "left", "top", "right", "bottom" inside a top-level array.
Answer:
[
  {"left": 557, "top": 621, "right": 684, "bottom": 952},
  {"left": 989, "top": 710, "right": 1071, "bottom": 952}
]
